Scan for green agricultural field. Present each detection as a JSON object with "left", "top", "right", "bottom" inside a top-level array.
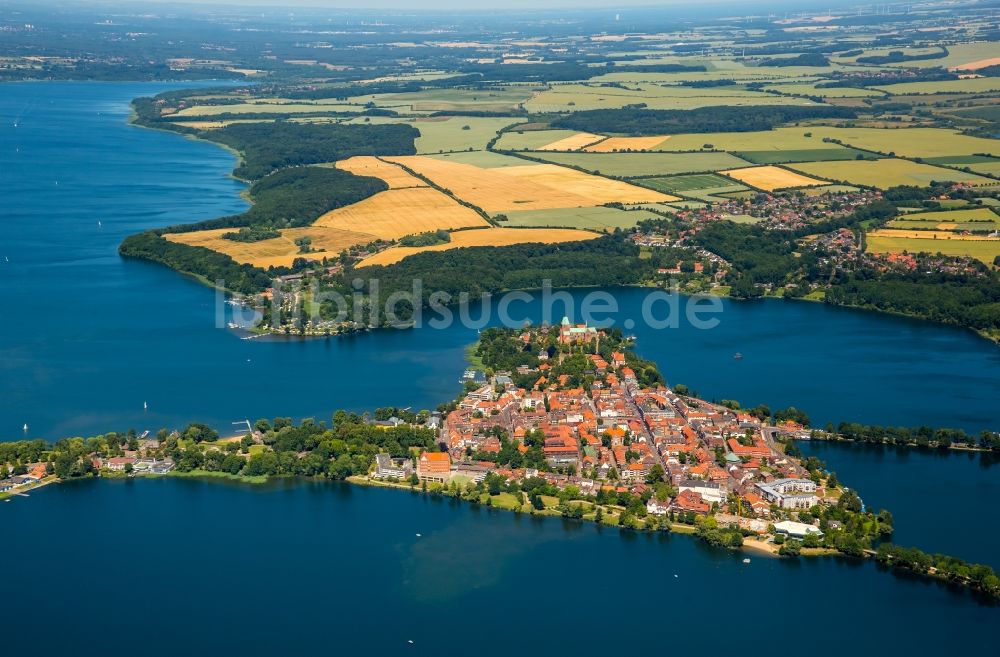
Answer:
[
  {"left": 349, "top": 116, "right": 526, "bottom": 153},
  {"left": 805, "top": 127, "right": 1000, "bottom": 159},
  {"left": 637, "top": 174, "right": 750, "bottom": 200},
  {"left": 640, "top": 172, "right": 746, "bottom": 192},
  {"left": 801, "top": 184, "right": 860, "bottom": 196},
  {"left": 525, "top": 83, "right": 816, "bottom": 112},
  {"left": 888, "top": 220, "right": 1000, "bottom": 231},
  {"left": 428, "top": 150, "right": 530, "bottom": 168},
  {"left": 763, "top": 83, "right": 887, "bottom": 98},
  {"left": 902, "top": 207, "right": 999, "bottom": 223},
  {"left": 887, "top": 207, "right": 1000, "bottom": 233},
  {"left": 737, "top": 148, "right": 870, "bottom": 164},
  {"left": 950, "top": 106, "right": 1000, "bottom": 122},
  {"left": 363, "top": 87, "right": 535, "bottom": 112},
  {"left": 408, "top": 116, "right": 525, "bottom": 153},
  {"left": 493, "top": 128, "right": 583, "bottom": 151},
  {"left": 866, "top": 234, "right": 1000, "bottom": 265},
  {"left": 787, "top": 158, "right": 995, "bottom": 189},
  {"left": 874, "top": 77, "right": 1000, "bottom": 95},
  {"left": 923, "top": 155, "right": 1000, "bottom": 166},
  {"left": 652, "top": 127, "right": 853, "bottom": 153},
  {"left": 520, "top": 151, "right": 751, "bottom": 177},
  {"left": 966, "top": 162, "right": 1000, "bottom": 177},
  {"left": 500, "top": 206, "right": 658, "bottom": 230},
  {"left": 174, "top": 102, "right": 365, "bottom": 117}
]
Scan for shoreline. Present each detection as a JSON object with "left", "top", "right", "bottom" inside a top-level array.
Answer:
[
  {"left": 120, "top": 95, "right": 1000, "bottom": 347},
  {"left": 19, "top": 468, "right": 993, "bottom": 603}
]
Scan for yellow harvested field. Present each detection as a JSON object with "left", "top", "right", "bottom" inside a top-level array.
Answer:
[
  {"left": 166, "top": 186, "right": 489, "bottom": 267},
  {"left": 867, "top": 229, "right": 1000, "bottom": 241},
  {"left": 172, "top": 121, "right": 231, "bottom": 130},
  {"left": 313, "top": 187, "right": 489, "bottom": 239},
  {"left": 384, "top": 156, "right": 675, "bottom": 212},
  {"left": 584, "top": 136, "right": 671, "bottom": 152},
  {"left": 334, "top": 156, "right": 426, "bottom": 189},
  {"left": 722, "top": 165, "right": 827, "bottom": 191},
  {"left": 357, "top": 227, "right": 598, "bottom": 267},
  {"left": 952, "top": 57, "right": 1000, "bottom": 71},
  {"left": 537, "top": 132, "right": 605, "bottom": 151},
  {"left": 165, "top": 226, "right": 376, "bottom": 269}
]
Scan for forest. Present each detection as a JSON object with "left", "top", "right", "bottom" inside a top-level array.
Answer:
[
  {"left": 202, "top": 122, "right": 419, "bottom": 181},
  {"left": 118, "top": 232, "right": 273, "bottom": 295},
  {"left": 162, "top": 166, "right": 387, "bottom": 234}
]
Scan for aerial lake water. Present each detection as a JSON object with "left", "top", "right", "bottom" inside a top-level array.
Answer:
[{"left": 2, "top": 82, "right": 999, "bottom": 645}]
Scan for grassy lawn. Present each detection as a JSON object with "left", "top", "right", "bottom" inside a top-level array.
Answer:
[
  {"left": 539, "top": 494, "right": 560, "bottom": 508},
  {"left": 168, "top": 469, "right": 269, "bottom": 484},
  {"left": 464, "top": 343, "right": 485, "bottom": 370},
  {"left": 491, "top": 492, "right": 522, "bottom": 510}
]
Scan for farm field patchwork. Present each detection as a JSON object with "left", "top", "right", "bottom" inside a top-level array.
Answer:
[
  {"left": 520, "top": 151, "right": 751, "bottom": 177},
  {"left": 874, "top": 77, "right": 1000, "bottom": 95},
  {"left": 166, "top": 184, "right": 491, "bottom": 268},
  {"left": 866, "top": 231, "right": 1000, "bottom": 265},
  {"left": 583, "top": 136, "right": 671, "bottom": 152},
  {"left": 384, "top": 154, "right": 677, "bottom": 212},
  {"left": 164, "top": 226, "right": 377, "bottom": 269},
  {"left": 635, "top": 173, "right": 750, "bottom": 199},
  {"left": 408, "top": 116, "right": 525, "bottom": 153},
  {"left": 803, "top": 127, "right": 1000, "bottom": 159},
  {"left": 364, "top": 87, "right": 535, "bottom": 113},
  {"left": 887, "top": 207, "right": 1000, "bottom": 232},
  {"left": 537, "top": 132, "right": 605, "bottom": 151},
  {"left": 736, "top": 148, "right": 870, "bottom": 164},
  {"left": 763, "top": 83, "right": 887, "bottom": 98},
  {"left": 721, "top": 165, "right": 828, "bottom": 191},
  {"left": 650, "top": 127, "right": 855, "bottom": 153},
  {"left": 312, "top": 187, "right": 489, "bottom": 239},
  {"left": 493, "top": 129, "right": 584, "bottom": 151},
  {"left": 786, "top": 158, "right": 994, "bottom": 188},
  {"left": 524, "top": 83, "right": 816, "bottom": 112},
  {"left": 333, "top": 156, "right": 426, "bottom": 188},
  {"left": 172, "top": 102, "right": 364, "bottom": 117},
  {"left": 357, "top": 227, "right": 599, "bottom": 267}
]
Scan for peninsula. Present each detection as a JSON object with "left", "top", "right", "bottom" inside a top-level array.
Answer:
[{"left": 4, "top": 322, "right": 998, "bottom": 599}]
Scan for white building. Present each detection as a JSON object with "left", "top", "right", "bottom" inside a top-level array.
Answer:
[
  {"left": 756, "top": 478, "right": 818, "bottom": 510},
  {"left": 774, "top": 520, "right": 823, "bottom": 538}
]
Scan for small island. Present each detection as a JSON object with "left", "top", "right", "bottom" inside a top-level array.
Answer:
[{"left": 3, "top": 320, "right": 998, "bottom": 599}]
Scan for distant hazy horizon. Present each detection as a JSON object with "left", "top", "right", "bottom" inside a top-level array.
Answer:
[{"left": 39, "top": 0, "right": 863, "bottom": 14}]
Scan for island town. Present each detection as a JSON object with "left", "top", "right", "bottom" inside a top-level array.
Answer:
[{"left": 3, "top": 318, "right": 998, "bottom": 598}]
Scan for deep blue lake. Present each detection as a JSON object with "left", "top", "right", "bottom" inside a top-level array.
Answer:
[
  {"left": 3, "top": 477, "right": 997, "bottom": 656},
  {"left": 2, "top": 82, "right": 999, "bottom": 645}
]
